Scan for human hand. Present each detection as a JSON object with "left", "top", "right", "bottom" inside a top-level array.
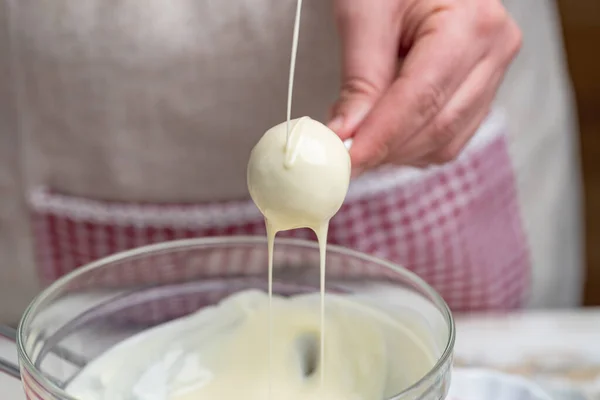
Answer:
[{"left": 328, "top": 0, "right": 522, "bottom": 175}]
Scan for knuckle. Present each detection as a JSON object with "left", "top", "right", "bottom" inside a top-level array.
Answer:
[
  {"left": 340, "top": 76, "right": 381, "bottom": 99},
  {"left": 476, "top": 2, "right": 509, "bottom": 36},
  {"left": 430, "top": 146, "right": 461, "bottom": 165},
  {"left": 507, "top": 20, "right": 523, "bottom": 56},
  {"left": 371, "top": 141, "right": 391, "bottom": 167},
  {"left": 414, "top": 80, "right": 446, "bottom": 121},
  {"left": 430, "top": 113, "right": 462, "bottom": 147},
  {"left": 493, "top": 18, "right": 522, "bottom": 64}
]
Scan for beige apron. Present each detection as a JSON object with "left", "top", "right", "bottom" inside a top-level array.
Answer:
[{"left": 0, "top": 0, "right": 583, "bottom": 324}]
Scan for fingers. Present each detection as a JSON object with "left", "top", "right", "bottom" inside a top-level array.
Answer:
[
  {"left": 327, "top": 0, "right": 400, "bottom": 140},
  {"left": 348, "top": 24, "right": 481, "bottom": 173},
  {"left": 383, "top": 11, "right": 521, "bottom": 167},
  {"left": 391, "top": 58, "right": 503, "bottom": 165},
  {"left": 334, "top": 0, "right": 522, "bottom": 175},
  {"left": 422, "top": 96, "right": 493, "bottom": 165}
]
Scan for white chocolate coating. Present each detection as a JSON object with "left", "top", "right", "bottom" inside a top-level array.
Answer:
[{"left": 247, "top": 117, "right": 351, "bottom": 231}]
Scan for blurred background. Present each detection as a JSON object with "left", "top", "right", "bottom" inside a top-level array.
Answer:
[{"left": 556, "top": 0, "right": 600, "bottom": 306}]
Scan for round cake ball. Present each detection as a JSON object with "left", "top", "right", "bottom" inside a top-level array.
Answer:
[{"left": 247, "top": 117, "right": 351, "bottom": 230}]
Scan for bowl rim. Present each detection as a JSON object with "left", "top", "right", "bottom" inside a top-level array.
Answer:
[{"left": 17, "top": 235, "right": 455, "bottom": 400}]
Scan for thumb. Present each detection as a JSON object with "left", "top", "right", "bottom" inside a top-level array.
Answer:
[{"left": 328, "top": 0, "right": 399, "bottom": 140}]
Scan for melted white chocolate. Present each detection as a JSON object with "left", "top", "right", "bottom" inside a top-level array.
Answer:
[
  {"left": 66, "top": 291, "right": 437, "bottom": 400},
  {"left": 247, "top": 115, "right": 351, "bottom": 387},
  {"left": 246, "top": 0, "right": 351, "bottom": 393}
]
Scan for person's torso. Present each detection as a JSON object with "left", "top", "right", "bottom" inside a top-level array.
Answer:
[
  {"left": 5, "top": 0, "right": 339, "bottom": 203},
  {"left": 0, "top": 0, "right": 583, "bottom": 324}
]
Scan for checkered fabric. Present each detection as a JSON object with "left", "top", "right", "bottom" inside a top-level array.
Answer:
[{"left": 29, "top": 130, "right": 530, "bottom": 315}]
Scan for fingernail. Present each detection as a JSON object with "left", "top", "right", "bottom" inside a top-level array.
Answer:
[
  {"left": 345, "top": 103, "right": 372, "bottom": 132},
  {"left": 328, "top": 102, "right": 372, "bottom": 135}
]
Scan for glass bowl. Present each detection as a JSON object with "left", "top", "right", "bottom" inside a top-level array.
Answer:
[{"left": 16, "top": 237, "right": 455, "bottom": 400}]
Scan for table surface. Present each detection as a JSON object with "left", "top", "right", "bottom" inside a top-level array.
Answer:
[
  {"left": 454, "top": 309, "right": 600, "bottom": 399},
  {"left": 3, "top": 308, "right": 600, "bottom": 399}
]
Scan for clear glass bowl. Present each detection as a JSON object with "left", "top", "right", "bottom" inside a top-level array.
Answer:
[{"left": 17, "top": 237, "right": 455, "bottom": 400}]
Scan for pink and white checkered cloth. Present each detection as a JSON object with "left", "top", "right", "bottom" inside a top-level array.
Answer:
[{"left": 29, "top": 129, "right": 530, "bottom": 314}]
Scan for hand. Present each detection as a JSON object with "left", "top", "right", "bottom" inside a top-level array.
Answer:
[{"left": 328, "top": 0, "right": 522, "bottom": 175}]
